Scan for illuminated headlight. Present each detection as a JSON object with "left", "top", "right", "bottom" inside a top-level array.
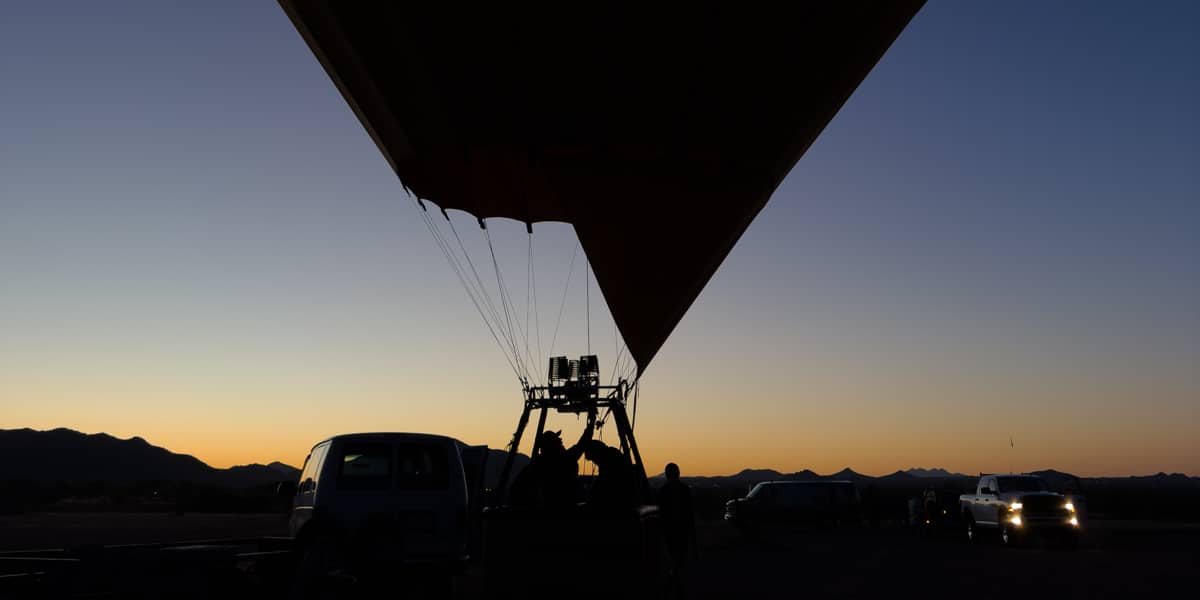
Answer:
[
  {"left": 1009, "top": 502, "right": 1023, "bottom": 511},
  {"left": 1064, "top": 502, "right": 1075, "bottom": 512},
  {"left": 1009, "top": 515, "right": 1023, "bottom": 526},
  {"left": 1069, "top": 516, "right": 1079, "bottom": 527}
]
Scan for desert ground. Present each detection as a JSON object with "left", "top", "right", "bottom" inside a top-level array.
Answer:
[
  {"left": 2, "top": 513, "right": 1197, "bottom": 598},
  {"left": 683, "top": 519, "right": 1200, "bottom": 598},
  {"left": 0, "top": 512, "right": 289, "bottom": 552}
]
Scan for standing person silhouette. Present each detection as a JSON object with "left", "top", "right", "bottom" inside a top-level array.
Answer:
[
  {"left": 657, "top": 462, "right": 696, "bottom": 598},
  {"left": 529, "top": 414, "right": 595, "bottom": 507}
]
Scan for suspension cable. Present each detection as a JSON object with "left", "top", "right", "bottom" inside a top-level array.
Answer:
[
  {"left": 548, "top": 242, "right": 579, "bottom": 358},
  {"left": 610, "top": 338, "right": 628, "bottom": 386},
  {"left": 413, "top": 200, "right": 522, "bottom": 382},
  {"left": 484, "top": 225, "right": 531, "bottom": 382},
  {"left": 512, "top": 231, "right": 540, "bottom": 387},
  {"left": 445, "top": 217, "right": 519, "bottom": 359},
  {"left": 525, "top": 234, "right": 534, "bottom": 381},
  {"left": 436, "top": 209, "right": 532, "bottom": 386},
  {"left": 529, "top": 233, "right": 544, "bottom": 383},
  {"left": 631, "top": 379, "right": 639, "bottom": 432},
  {"left": 585, "top": 258, "right": 591, "bottom": 354},
  {"left": 612, "top": 320, "right": 618, "bottom": 382}
]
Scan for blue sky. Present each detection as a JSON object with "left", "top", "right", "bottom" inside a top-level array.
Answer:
[{"left": 1, "top": 1, "right": 1196, "bottom": 475}]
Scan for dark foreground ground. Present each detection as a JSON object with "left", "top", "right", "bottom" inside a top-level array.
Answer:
[
  {"left": 2, "top": 513, "right": 1197, "bottom": 598},
  {"left": 0, "top": 512, "right": 289, "bottom": 552},
  {"left": 684, "top": 519, "right": 1200, "bottom": 599}
]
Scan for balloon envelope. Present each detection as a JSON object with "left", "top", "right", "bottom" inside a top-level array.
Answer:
[{"left": 279, "top": 1, "right": 924, "bottom": 373}]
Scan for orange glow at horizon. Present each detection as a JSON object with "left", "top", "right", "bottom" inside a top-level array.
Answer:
[{"left": 5, "top": 353, "right": 1196, "bottom": 478}]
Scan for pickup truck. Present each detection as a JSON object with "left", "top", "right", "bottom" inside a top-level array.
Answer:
[{"left": 960, "top": 474, "right": 1079, "bottom": 546}]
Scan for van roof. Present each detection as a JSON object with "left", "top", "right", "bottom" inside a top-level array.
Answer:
[{"left": 310, "top": 432, "right": 460, "bottom": 448}]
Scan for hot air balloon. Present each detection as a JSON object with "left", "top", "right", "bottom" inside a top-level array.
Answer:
[{"left": 277, "top": 2, "right": 923, "bottom": 592}]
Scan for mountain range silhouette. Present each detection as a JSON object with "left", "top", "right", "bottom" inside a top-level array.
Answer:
[
  {"left": 3, "top": 428, "right": 1193, "bottom": 491},
  {"left": 0, "top": 428, "right": 299, "bottom": 488},
  {"left": 0, "top": 428, "right": 528, "bottom": 491}
]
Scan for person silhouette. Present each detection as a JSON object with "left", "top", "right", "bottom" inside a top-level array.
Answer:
[
  {"left": 923, "top": 485, "right": 938, "bottom": 521},
  {"left": 526, "top": 418, "right": 594, "bottom": 508},
  {"left": 657, "top": 462, "right": 696, "bottom": 599},
  {"left": 583, "top": 440, "right": 637, "bottom": 508}
]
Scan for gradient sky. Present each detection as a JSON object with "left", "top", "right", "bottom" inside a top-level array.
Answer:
[{"left": 2, "top": 1, "right": 1197, "bottom": 477}]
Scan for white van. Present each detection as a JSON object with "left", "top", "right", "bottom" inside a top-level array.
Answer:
[{"left": 289, "top": 433, "right": 487, "bottom": 571}]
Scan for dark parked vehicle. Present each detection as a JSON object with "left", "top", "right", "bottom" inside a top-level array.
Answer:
[
  {"left": 908, "top": 489, "right": 962, "bottom": 537},
  {"left": 725, "top": 481, "right": 860, "bottom": 531},
  {"left": 288, "top": 433, "right": 489, "bottom": 593}
]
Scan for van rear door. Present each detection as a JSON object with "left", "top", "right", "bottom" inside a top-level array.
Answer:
[
  {"left": 459, "top": 445, "right": 489, "bottom": 509},
  {"left": 458, "top": 445, "right": 489, "bottom": 556}
]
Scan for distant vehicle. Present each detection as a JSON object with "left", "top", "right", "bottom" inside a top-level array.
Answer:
[
  {"left": 725, "top": 481, "right": 860, "bottom": 531},
  {"left": 960, "top": 474, "right": 1079, "bottom": 546},
  {"left": 908, "top": 489, "right": 962, "bottom": 537},
  {"left": 288, "top": 433, "right": 488, "bottom": 584}
]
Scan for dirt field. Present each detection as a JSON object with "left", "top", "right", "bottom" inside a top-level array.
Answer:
[
  {"left": 683, "top": 519, "right": 1200, "bottom": 599},
  {"left": 2, "top": 513, "right": 1197, "bottom": 598},
  {"left": 0, "top": 512, "right": 288, "bottom": 552}
]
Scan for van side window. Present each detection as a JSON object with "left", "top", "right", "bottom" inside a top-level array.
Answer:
[
  {"left": 337, "top": 443, "right": 393, "bottom": 491},
  {"left": 298, "top": 442, "right": 329, "bottom": 494},
  {"left": 832, "top": 484, "right": 855, "bottom": 505},
  {"left": 396, "top": 443, "right": 449, "bottom": 490},
  {"left": 777, "top": 484, "right": 826, "bottom": 509}
]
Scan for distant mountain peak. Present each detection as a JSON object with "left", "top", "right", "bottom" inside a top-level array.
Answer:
[
  {"left": 830, "top": 467, "right": 870, "bottom": 479},
  {"left": 733, "top": 468, "right": 783, "bottom": 478},
  {"left": 904, "top": 467, "right": 966, "bottom": 478}
]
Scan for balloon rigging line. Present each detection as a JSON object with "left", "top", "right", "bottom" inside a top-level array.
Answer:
[
  {"left": 610, "top": 340, "right": 628, "bottom": 386},
  {"left": 438, "top": 215, "right": 526, "bottom": 382},
  {"left": 631, "top": 380, "right": 639, "bottom": 432},
  {"left": 548, "top": 242, "right": 579, "bottom": 359},
  {"left": 483, "top": 226, "right": 538, "bottom": 386},
  {"left": 484, "top": 225, "right": 532, "bottom": 383},
  {"left": 585, "top": 258, "right": 591, "bottom": 354},
  {"left": 418, "top": 207, "right": 624, "bottom": 389},
  {"left": 445, "top": 216, "right": 522, "bottom": 368},
  {"left": 610, "top": 320, "right": 619, "bottom": 386},
  {"left": 529, "top": 233, "right": 544, "bottom": 384},
  {"left": 413, "top": 200, "right": 522, "bottom": 383},
  {"left": 418, "top": 207, "right": 515, "bottom": 376},
  {"left": 525, "top": 235, "right": 534, "bottom": 384},
  {"left": 450, "top": 217, "right": 529, "bottom": 382}
]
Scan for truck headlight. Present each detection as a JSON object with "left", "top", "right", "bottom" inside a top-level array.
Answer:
[
  {"left": 1068, "top": 516, "right": 1079, "bottom": 527},
  {"left": 1009, "top": 515, "right": 1022, "bottom": 526},
  {"left": 1064, "top": 502, "right": 1075, "bottom": 512},
  {"left": 1009, "top": 502, "right": 1023, "bottom": 511}
]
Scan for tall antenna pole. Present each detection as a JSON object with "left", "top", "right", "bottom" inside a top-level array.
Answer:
[{"left": 1009, "top": 434, "right": 1014, "bottom": 474}]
